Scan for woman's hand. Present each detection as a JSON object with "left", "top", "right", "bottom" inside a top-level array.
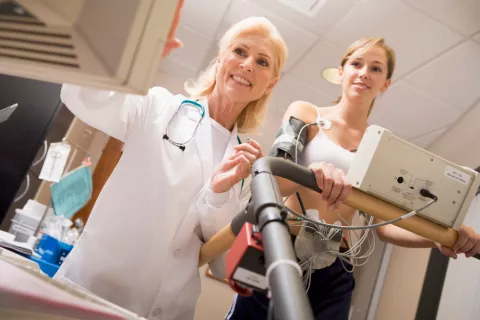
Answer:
[
  {"left": 436, "top": 225, "right": 480, "bottom": 259},
  {"left": 161, "top": 0, "right": 184, "bottom": 58},
  {"left": 232, "top": 138, "right": 264, "bottom": 164},
  {"left": 210, "top": 139, "right": 263, "bottom": 193},
  {"left": 309, "top": 162, "right": 351, "bottom": 210}
]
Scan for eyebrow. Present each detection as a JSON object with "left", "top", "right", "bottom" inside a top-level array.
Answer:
[
  {"left": 239, "top": 43, "right": 272, "bottom": 60},
  {"left": 352, "top": 57, "right": 386, "bottom": 67}
]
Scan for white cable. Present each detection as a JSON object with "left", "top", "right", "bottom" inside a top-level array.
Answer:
[
  {"left": 340, "top": 215, "right": 373, "bottom": 256},
  {"left": 32, "top": 140, "right": 48, "bottom": 167},
  {"left": 14, "top": 140, "right": 47, "bottom": 203},
  {"left": 298, "top": 256, "right": 314, "bottom": 292},
  {"left": 303, "top": 259, "right": 313, "bottom": 292},
  {"left": 335, "top": 209, "right": 367, "bottom": 258},
  {"left": 337, "top": 240, "right": 375, "bottom": 266},
  {"left": 14, "top": 174, "right": 30, "bottom": 203},
  {"left": 265, "top": 259, "right": 303, "bottom": 289},
  {"left": 293, "top": 212, "right": 376, "bottom": 272},
  {"left": 294, "top": 123, "right": 314, "bottom": 164},
  {"left": 343, "top": 233, "right": 374, "bottom": 259},
  {"left": 284, "top": 198, "right": 436, "bottom": 231},
  {"left": 334, "top": 214, "right": 377, "bottom": 272},
  {"left": 291, "top": 216, "right": 374, "bottom": 268},
  {"left": 337, "top": 217, "right": 374, "bottom": 256}
]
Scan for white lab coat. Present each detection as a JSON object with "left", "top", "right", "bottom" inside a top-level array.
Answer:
[{"left": 54, "top": 85, "right": 251, "bottom": 320}]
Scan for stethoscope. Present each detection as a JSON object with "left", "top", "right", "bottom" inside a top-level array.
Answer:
[
  {"left": 163, "top": 99, "right": 245, "bottom": 191},
  {"left": 163, "top": 99, "right": 205, "bottom": 151}
]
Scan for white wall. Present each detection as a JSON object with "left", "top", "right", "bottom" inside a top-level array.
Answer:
[
  {"left": 436, "top": 194, "right": 480, "bottom": 320},
  {"left": 194, "top": 266, "right": 234, "bottom": 320}
]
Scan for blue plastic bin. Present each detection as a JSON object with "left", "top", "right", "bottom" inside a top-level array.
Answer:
[
  {"left": 29, "top": 255, "right": 60, "bottom": 278},
  {"left": 31, "top": 233, "right": 74, "bottom": 277},
  {"left": 35, "top": 233, "right": 61, "bottom": 264}
]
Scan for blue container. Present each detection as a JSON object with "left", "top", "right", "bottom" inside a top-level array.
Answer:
[
  {"left": 29, "top": 255, "right": 59, "bottom": 278},
  {"left": 32, "top": 233, "right": 74, "bottom": 277},
  {"left": 35, "top": 233, "right": 61, "bottom": 264},
  {"left": 57, "top": 242, "right": 73, "bottom": 266}
]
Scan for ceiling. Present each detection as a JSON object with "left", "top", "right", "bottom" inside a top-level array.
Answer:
[{"left": 155, "top": 0, "right": 480, "bottom": 152}]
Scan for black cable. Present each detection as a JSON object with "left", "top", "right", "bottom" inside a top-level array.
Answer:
[
  {"left": 296, "top": 192, "right": 307, "bottom": 216},
  {"left": 296, "top": 191, "right": 320, "bottom": 235},
  {"left": 420, "top": 188, "right": 438, "bottom": 201}
]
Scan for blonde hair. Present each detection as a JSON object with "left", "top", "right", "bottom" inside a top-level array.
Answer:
[
  {"left": 334, "top": 37, "right": 396, "bottom": 116},
  {"left": 185, "top": 17, "right": 288, "bottom": 133}
]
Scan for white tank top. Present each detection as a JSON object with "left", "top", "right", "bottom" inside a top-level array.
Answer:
[{"left": 298, "top": 107, "right": 355, "bottom": 173}]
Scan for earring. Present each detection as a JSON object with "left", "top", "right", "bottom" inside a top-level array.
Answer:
[{"left": 263, "top": 92, "right": 267, "bottom": 96}]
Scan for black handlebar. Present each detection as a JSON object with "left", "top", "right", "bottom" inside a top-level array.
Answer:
[
  {"left": 256, "top": 156, "right": 321, "bottom": 193},
  {"left": 249, "top": 157, "right": 316, "bottom": 320}
]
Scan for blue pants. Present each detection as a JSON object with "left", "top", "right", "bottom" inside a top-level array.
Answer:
[{"left": 225, "top": 258, "right": 355, "bottom": 320}]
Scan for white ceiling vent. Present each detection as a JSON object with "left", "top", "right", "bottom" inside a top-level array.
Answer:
[
  {"left": 277, "top": 0, "right": 327, "bottom": 17},
  {"left": 0, "top": 0, "right": 179, "bottom": 95}
]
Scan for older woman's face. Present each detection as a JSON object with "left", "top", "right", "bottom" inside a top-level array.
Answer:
[{"left": 216, "top": 34, "right": 278, "bottom": 104}]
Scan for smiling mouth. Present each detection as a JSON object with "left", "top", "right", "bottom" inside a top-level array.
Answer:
[
  {"left": 353, "top": 83, "right": 370, "bottom": 89},
  {"left": 231, "top": 75, "right": 252, "bottom": 86}
]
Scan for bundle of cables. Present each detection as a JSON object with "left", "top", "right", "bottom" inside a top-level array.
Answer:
[
  {"left": 285, "top": 120, "right": 438, "bottom": 289},
  {"left": 285, "top": 192, "right": 436, "bottom": 290}
]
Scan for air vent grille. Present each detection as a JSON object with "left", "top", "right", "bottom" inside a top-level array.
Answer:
[{"left": 0, "top": 2, "right": 78, "bottom": 68}]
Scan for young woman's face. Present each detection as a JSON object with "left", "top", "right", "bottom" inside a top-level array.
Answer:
[
  {"left": 215, "top": 34, "right": 278, "bottom": 104},
  {"left": 339, "top": 45, "right": 391, "bottom": 102}
]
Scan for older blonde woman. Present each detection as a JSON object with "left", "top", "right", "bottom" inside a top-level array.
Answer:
[{"left": 54, "top": 15, "right": 288, "bottom": 320}]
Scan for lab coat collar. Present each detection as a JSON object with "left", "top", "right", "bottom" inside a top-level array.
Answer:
[
  {"left": 194, "top": 98, "right": 241, "bottom": 194},
  {"left": 194, "top": 99, "right": 213, "bottom": 186}
]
